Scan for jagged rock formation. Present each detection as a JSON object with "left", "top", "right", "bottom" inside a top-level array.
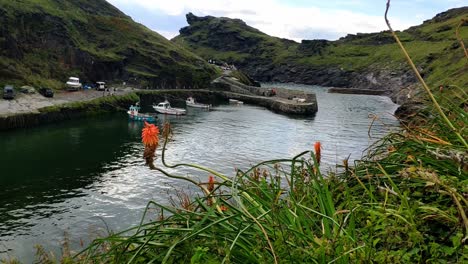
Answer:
[{"left": 173, "top": 8, "right": 468, "bottom": 105}]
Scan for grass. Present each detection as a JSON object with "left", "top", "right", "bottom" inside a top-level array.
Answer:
[{"left": 38, "top": 92, "right": 139, "bottom": 114}]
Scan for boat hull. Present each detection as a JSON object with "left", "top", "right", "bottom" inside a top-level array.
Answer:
[
  {"left": 153, "top": 107, "right": 186, "bottom": 115},
  {"left": 127, "top": 111, "right": 157, "bottom": 122},
  {"left": 229, "top": 99, "right": 244, "bottom": 105},
  {"left": 186, "top": 102, "right": 211, "bottom": 109}
]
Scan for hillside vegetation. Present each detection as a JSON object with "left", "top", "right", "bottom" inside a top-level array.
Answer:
[
  {"left": 173, "top": 8, "right": 468, "bottom": 103},
  {"left": 0, "top": 0, "right": 218, "bottom": 89}
]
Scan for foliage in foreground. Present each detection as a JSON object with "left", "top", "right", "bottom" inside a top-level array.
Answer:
[{"left": 73, "top": 89, "right": 466, "bottom": 263}]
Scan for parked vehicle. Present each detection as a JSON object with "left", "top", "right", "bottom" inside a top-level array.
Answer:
[
  {"left": 20, "top": 86, "right": 36, "bottom": 94},
  {"left": 39, "top": 87, "right": 54, "bottom": 98},
  {"left": 66, "top": 77, "right": 82, "bottom": 91},
  {"left": 96, "top": 81, "right": 106, "bottom": 91},
  {"left": 3, "top": 85, "right": 15, "bottom": 100}
]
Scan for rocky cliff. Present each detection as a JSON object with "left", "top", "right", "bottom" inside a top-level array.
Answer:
[
  {"left": 173, "top": 8, "right": 468, "bottom": 104},
  {"left": 0, "top": 0, "right": 218, "bottom": 89}
]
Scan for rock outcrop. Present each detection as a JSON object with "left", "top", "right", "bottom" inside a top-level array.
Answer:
[{"left": 173, "top": 8, "right": 468, "bottom": 108}]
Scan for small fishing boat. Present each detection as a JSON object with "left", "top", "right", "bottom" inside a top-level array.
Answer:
[
  {"left": 229, "top": 99, "right": 244, "bottom": 105},
  {"left": 127, "top": 105, "right": 157, "bottom": 122},
  {"left": 186, "top": 97, "right": 211, "bottom": 109},
  {"left": 153, "top": 100, "right": 187, "bottom": 115}
]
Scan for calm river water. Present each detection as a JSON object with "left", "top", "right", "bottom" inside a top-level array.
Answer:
[{"left": 0, "top": 84, "right": 399, "bottom": 261}]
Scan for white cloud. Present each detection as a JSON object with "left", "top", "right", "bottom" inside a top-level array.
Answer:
[{"left": 107, "top": 0, "right": 419, "bottom": 41}]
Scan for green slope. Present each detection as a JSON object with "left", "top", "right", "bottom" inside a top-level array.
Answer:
[
  {"left": 173, "top": 9, "right": 468, "bottom": 95},
  {"left": 0, "top": 0, "right": 218, "bottom": 89}
]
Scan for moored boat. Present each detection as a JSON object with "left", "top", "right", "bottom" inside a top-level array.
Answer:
[
  {"left": 153, "top": 100, "right": 187, "bottom": 115},
  {"left": 127, "top": 105, "right": 157, "bottom": 122},
  {"left": 186, "top": 97, "right": 211, "bottom": 109},
  {"left": 229, "top": 99, "right": 244, "bottom": 105}
]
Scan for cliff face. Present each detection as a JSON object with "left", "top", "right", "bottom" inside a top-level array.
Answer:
[
  {"left": 0, "top": 0, "right": 218, "bottom": 89},
  {"left": 173, "top": 8, "right": 468, "bottom": 104}
]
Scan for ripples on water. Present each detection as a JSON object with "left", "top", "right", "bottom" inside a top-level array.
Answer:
[{"left": 0, "top": 84, "right": 399, "bottom": 261}]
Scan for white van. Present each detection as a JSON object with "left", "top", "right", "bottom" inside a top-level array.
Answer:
[
  {"left": 96, "top": 82, "right": 106, "bottom": 91},
  {"left": 66, "top": 77, "right": 82, "bottom": 91}
]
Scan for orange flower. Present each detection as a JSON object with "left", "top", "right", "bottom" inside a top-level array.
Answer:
[
  {"left": 314, "top": 141, "right": 322, "bottom": 165},
  {"left": 220, "top": 205, "right": 228, "bottom": 211},
  {"left": 208, "top": 175, "right": 215, "bottom": 193},
  {"left": 142, "top": 122, "right": 159, "bottom": 169},
  {"left": 142, "top": 122, "right": 159, "bottom": 147}
]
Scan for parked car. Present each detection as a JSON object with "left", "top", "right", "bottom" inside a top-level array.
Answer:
[
  {"left": 96, "top": 81, "right": 106, "bottom": 91},
  {"left": 39, "top": 87, "right": 54, "bottom": 98},
  {"left": 66, "top": 77, "right": 82, "bottom": 91},
  {"left": 20, "top": 86, "right": 36, "bottom": 94},
  {"left": 3, "top": 85, "right": 15, "bottom": 100}
]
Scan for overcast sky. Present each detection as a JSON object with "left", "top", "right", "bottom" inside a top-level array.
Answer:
[{"left": 106, "top": 0, "right": 466, "bottom": 42}]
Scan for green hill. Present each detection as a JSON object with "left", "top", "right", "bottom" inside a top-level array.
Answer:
[
  {"left": 173, "top": 9, "right": 468, "bottom": 103},
  {"left": 0, "top": 0, "right": 218, "bottom": 89}
]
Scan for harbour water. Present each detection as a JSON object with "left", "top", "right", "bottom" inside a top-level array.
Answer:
[{"left": 0, "top": 84, "right": 399, "bottom": 262}]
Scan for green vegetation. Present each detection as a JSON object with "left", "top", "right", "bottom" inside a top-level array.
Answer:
[
  {"left": 39, "top": 92, "right": 139, "bottom": 114},
  {"left": 228, "top": 70, "right": 258, "bottom": 86},
  {"left": 0, "top": 0, "right": 218, "bottom": 89}
]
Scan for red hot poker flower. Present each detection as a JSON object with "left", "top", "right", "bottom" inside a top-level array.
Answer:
[
  {"left": 208, "top": 175, "right": 215, "bottom": 193},
  {"left": 314, "top": 141, "right": 322, "bottom": 165},
  {"left": 142, "top": 122, "right": 160, "bottom": 169},
  {"left": 142, "top": 122, "right": 160, "bottom": 147}
]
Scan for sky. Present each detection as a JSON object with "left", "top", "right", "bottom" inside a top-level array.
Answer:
[{"left": 106, "top": 0, "right": 467, "bottom": 42}]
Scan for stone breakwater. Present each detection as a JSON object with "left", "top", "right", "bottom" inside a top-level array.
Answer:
[
  {"left": 327, "top": 87, "right": 387, "bottom": 96},
  {"left": 211, "top": 76, "right": 318, "bottom": 115}
]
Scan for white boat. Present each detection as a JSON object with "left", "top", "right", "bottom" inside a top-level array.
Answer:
[
  {"left": 153, "top": 100, "right": 187, "bottom": 115},
  {"left": 229, "top": 99, "right": 244, "bottom": 105},
  {"left": 186, "top": 97, "right": 211, "bottom": 109},
  {"left": 127, "top": 105, "right": 157, "bottom": 122},
  {"left": 66, "top": 77, "right": 82, "bottom": 91}
]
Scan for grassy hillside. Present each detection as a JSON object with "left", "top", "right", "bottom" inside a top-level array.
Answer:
[
  {"left": 173, "top": 8, "right": 468, "bottom": 93},
  {"left": 0, "top": 0, "right": 218, "bottom": 89}
]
